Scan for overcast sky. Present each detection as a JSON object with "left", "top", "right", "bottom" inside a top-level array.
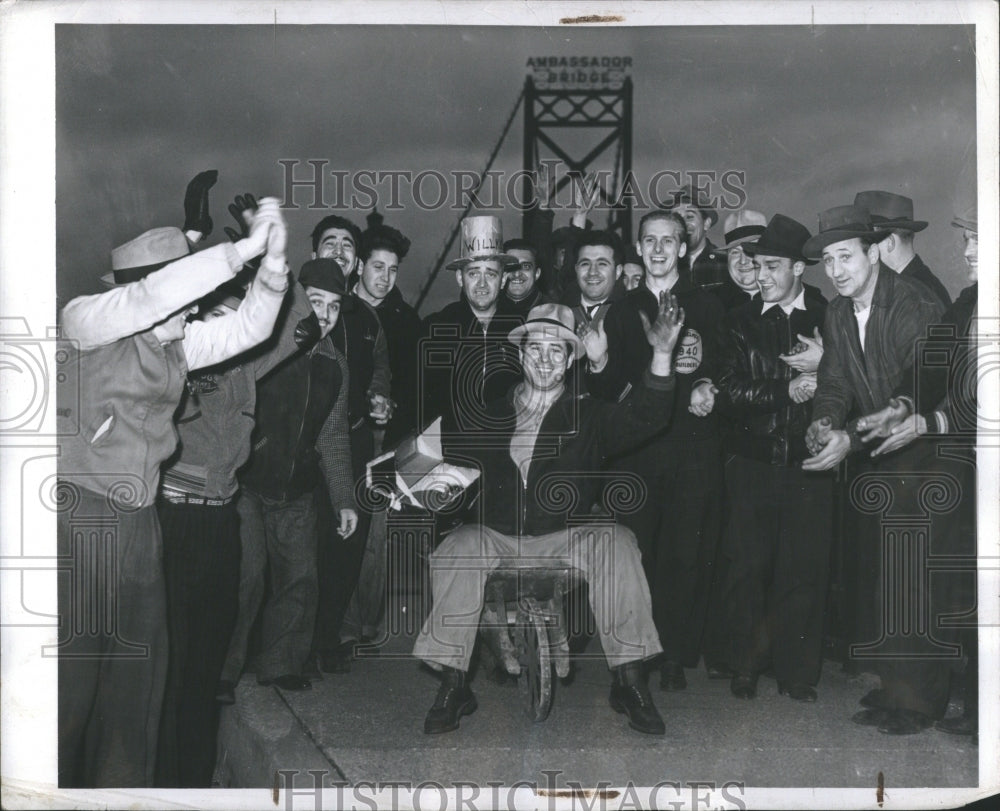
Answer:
[{"left": 56, "top": 23, "right": 977, "bottom": 313}]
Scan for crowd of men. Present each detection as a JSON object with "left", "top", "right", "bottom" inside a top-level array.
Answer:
[{"left": 56, "top": 171, "right": 980, "bottom": 787}]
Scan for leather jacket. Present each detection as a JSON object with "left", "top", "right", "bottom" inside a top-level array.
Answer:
[{"left": 716, "top": 285, "right": 827, "bottom": 465}]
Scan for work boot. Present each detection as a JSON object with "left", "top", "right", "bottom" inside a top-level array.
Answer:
[
  {"left": 610, "top": 661, "right": 666, "bottom": 735},
  {"left": 423, "top": 667, "right": 477, "bottom": 734}
]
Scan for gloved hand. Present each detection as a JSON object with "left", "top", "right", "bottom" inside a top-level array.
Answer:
[
  {"left": 183, "top": 170, "right": 218, "bottom": 236},
  {"left": 223, "top": 193, "right": 261, "bottom": 271},
  {"left": 294, "top": 311, "right": 323, "bottom": 351}
]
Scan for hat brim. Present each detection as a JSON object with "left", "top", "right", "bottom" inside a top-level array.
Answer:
[
  {"left": 744, "top": 241, "right": 818, "bottom": 266},
  {"left": 446, "top": 253, "right": 521, "bottom": 272},
  {"left": 871, "top": 218, "right": 928, "bottom": 233},
  {"left": 951, "top": 216, "right": 977, "bottom": 232},
  {"left": 802, "top": 229, "right": 879, "bottom": 260},
  {"left": 508, "top": 321, "right": 585, "bottom": 355},
  {"left": 717, "top": 235, "right": 761, "bottom": 252}
]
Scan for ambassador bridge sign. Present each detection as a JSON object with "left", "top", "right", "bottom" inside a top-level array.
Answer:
[{"left": 527, "top": 55, "right": 632, "bottom": 88}]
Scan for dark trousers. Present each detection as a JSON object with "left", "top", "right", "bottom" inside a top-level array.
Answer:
[
  {"left": 621, "top": 436, "right": 724, "bottom": 667},
  {"left": 314, "top": 421, "right": 374, "bottom": 653},
  {"left": 835, "top": 442, "right": 977, "bottom": 718},
  {"left": 154, "top": 499, "right": 240, "bottom": 787},
  {"left": 58, "top": 486, "right": 168, "bottom": 787},
  {"left": 722, "top": 455, "right": 833, "bottom": 685}
]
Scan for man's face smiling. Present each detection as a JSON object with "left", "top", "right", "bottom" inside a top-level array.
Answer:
[
  {"left": 963, "top": 229, "right": 978, "bottom": 283},
  {"left": 305, "top": 286, "right": 342, "bottom": 338},
  {"left": 315, "top": 227, "right": 357, "bottom": 276},
  {"left": 727, "top": 245, "right": 758, "bottom": 293},
  {"left": 575, "top": 244, "right": 620, "bottom": 304},
  {"left": 637, "top": 217, "right": 687, "bottom": 281},
  {"left": 359, "top": 249, "right": 399, "bottom": 305},
  {"left": 755, "top": 254, "right": 802, "bottom": 307},
  {"left": 521, "top": 336, "right": 572, "bottom": 393},
  {"left": 505, "top": 248, "right": 540, "bottom": 302},
  {"left": 672, "top": 203, "right": 707, "bottom": 250},
  {"left": 461, "top": 259, "right": 505, "bottom": 313},
  {"left": 821, "top": 238, "right": 879, "bottom": 301}
]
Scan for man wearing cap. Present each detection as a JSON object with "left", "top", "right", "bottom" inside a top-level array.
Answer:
[
  {"left": 665, "top": 183, "right": 729, "bottom": 291},
  {"left": 854, "top": 190, "right": 951, "bottom": 309},
  {"left": 56, "top": 197, "right": 289, "bottom": 787},
  {"left": 309, "top": 213, "right": 393, "bottom": 674},
  {"left": 224, "top": 258, "right": 358, "bottom": 694},
  {"left": 420, "top": 215, "right": 523, "bottom": 439},
  {"left": 621, "top": 246, "right": 645, "bottom": 292},
  {"left": 851, "top": 204, "right": 979, "bottom": 739},
  {"left": 714, "top": 209, "right": 768, "bottom": 311},
  {"left": 715, "top": 214, "right": 831, "bottom": 702},
  {"left": 414, "top": 296, "right": 685, "bottom": 736},
  {"left": 800, "top": 204, "right": 943, "bottom": 734}
]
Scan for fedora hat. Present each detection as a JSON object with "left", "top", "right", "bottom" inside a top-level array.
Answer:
[
  {"left": 802, "top": 205, "right": 879, "bottom": 260},
  {"left": 102, "top": 226, "right": 190, "bottom": 287},
  {"left": 508, "top": 302, "right": 586, "bottom": 355},
  {"left": 744, "top": 213, "right": 818, "bottom": 265},
  {"left": 446, "top": 215, "right": 520, "bottom": 272},
  {"left": 951, "top": 202, "right": 977, "bottom": 232},
  {"left": 717, "top": 209, "right": 767, "bottom": 251},
  {"left": 853, "top": 190, "right": 928, "bottom": 233},
  {"left": 663, "top": 183, "right": 718, "bottom": 228}
]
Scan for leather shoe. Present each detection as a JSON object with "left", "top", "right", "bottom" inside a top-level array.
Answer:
[
  {"left": 859, "top": 687, "right": 888, "bottom": 709},
  {"left": 852, "top": 708, "right": 890, "bottom": 727},
  {"left": 706, "top": 662, "right": 734, "bottom": 680},
  {"left": 610, "top": 661, "right": 665, "bottom": 735},
  {"left": 778, "top": 682, "right": 817, "bottom": 702},
  {"left": 878, "top": 708, "right": 933, "bottom": 736},
  {"left": 659, "top": 660, "right": 687, "bottom": 691},
  {"left": 730, "top": 672, "right": 758, "bottom": 699},
  {"left": 215, "top": 680, "right": 236, "bottom": 705},
  {"left": 424, "top": 667, "right": 477, "bottom": 734},
  {"left": 935, "top": 714, "right": 977, "bottom": 736},
  {"left": 260, "top": 674, "right": 312, "bottom": 691}
]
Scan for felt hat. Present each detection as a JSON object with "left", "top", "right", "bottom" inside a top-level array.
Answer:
[
  {"left": 951, "top": 202, "right": 977, "bottom": 232},
  {"left": 446, "top": 216, "right": 520, "bottom": 272},
  {"left": 744, "top": 213, "right": 818, "bottom": 265},
  {"left": 102, "top": 226, "right": 190, "bottom": 287},
  {"left": 717, "top": 209, "right": 767, "bottom": 251},
  {"left": 802, "top": 205, "right": 879, "bottom": 260},
  {"left": 508, "top": 302, "right": 586, "bottom": 355},
  {"left": 853, "top": 190, "right": 928, "bottom": 233},
  {"left": 663, "top": 183, "right": 718, "bottom": 228}
]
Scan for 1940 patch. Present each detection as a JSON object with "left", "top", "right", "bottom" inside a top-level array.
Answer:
[{"left": 675, "top": 328, "right": 703, "bottom": 374}]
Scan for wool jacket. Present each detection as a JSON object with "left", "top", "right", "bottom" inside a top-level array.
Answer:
[
  {"left": 716, "top": 284, "right": 828, "bottom": 465},
  {"left": 162, "top": 282, "right": 314, "bottom": 499},
  {"left": 330, "top": 293, "right": 391, "bottom": 427},
  {"left": 681, "top": 238, "right": 729, "bottom": 291},
  {"left": 901, "top": 254, "right": 951, "bottom": 310},
  {"left": 57, "top": 243, "right": 286, "bottom": 507},
  {"left": 812, "top": 264, "right": 944, "bottom": 439},
  {"left": 369, "top": 285, "right": 423, "bottom": 449}
]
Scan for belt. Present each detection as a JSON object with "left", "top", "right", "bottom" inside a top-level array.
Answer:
[{"left": 161, "top": 489, "right": 235, "bottom": 507}]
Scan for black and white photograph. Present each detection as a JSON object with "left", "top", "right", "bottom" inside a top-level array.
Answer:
[{"left": 0, "top": 1, "right": 997, "bottom": 809}]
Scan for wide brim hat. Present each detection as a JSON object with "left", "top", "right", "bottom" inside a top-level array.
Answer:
[
  {"left": 446, "top": 215, "right": 521, "bottom": 271},
  {"left": 853, "top": 190, "right": 928, "bottom": 233},
  {"left": 802, "top": 205, "right": 881, "bottom": 260},
  {"left": 744, "top": 213, "right": 818, "bottom": 266},
  {"left": 717, "top": 209, "right": 767, "bottom": 251},
  {"left": 101, "top": 226, "right": 190, "bottom": 287},
  {"left": 508, "top": 302, "right": 586, "bottom": 355},
  {"left": 663, "top": 184, "right": 718, "bottom": 228}
]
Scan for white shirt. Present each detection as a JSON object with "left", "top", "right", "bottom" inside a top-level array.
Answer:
[
  {"left": 853, "top": 303, "right": 872, "bottom": 351},
  {"left": 760, "top": 289, "right": 807, "bottom": 316}
]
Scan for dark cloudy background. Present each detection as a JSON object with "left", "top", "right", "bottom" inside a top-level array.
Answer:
[{"left": 56, "top": 24, "right": 977, "bottom": 314}]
